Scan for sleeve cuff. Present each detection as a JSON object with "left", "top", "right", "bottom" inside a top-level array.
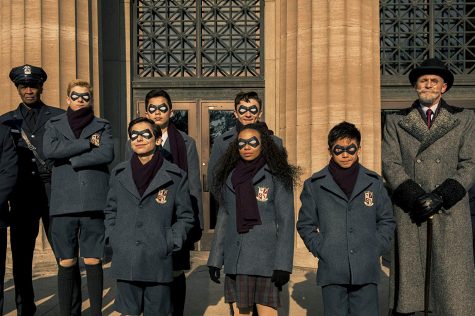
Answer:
[
  {"left": 392, "top": 179, "right": 426, "bottom": 212},
  {"left": 433, "top": 178, "right": 467, "bottom": 209}
]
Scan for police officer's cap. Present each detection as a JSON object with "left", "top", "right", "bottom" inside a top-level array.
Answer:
[{"left": 9, "top": 64, "right": 47, "bottom": 87}]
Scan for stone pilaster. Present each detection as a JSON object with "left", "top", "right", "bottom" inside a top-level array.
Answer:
[
  {"left": 0, "top": 0, "right": 101, "bottom": 115},
  {"left": 265, "top": 0, "right": 382, "bottom": 266}
]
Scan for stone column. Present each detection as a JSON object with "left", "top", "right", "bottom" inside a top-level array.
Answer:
[
  {"left": 265, "top": 0, "right": 382, "bottom": 266},
  {"left": 0, "top": 0, "right": 101, "bottom": 114},
  {"left": 0, "top": 0, "right": 101, "bottom": 253}
]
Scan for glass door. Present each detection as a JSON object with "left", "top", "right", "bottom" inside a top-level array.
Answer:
[{"left": 200, "top": 101, "right": 236, "bottom": 250}]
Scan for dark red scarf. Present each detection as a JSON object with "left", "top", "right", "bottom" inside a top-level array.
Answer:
[
  {"left": 131, "top": 150, "right": 164, "bottom": 197},
  {"left": 328, "top": 158, "right": 360, "bottom": 198},
  {"left": 231, "top": 155, "right": 266, "bottom": 233},
  {"left": 167, "top": 123, "right": 188, "bottom": 172},
  {"left": 67, "top": 106, "right": 94, "bottom": 138}
]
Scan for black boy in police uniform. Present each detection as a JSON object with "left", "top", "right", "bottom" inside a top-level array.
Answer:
[{"left": 0, "top": 64, "right": 64, "bottom": 316}]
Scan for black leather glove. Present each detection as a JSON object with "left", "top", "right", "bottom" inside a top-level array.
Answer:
[
  {"left": 410, "top": 192, "right": 443, "bottom": 224},
  {"left": 271, "top": 270, "right": 290, "bottom": 290},
  {"left": 208, "top": 266, "right": 221, "bottom": 284}
]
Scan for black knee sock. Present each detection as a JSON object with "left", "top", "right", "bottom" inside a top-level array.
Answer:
[
  {"left": 58, "top": 264, "right": 79, "bottom": 316},
  {"left": 85, "top": 263, "right": 103, "bottom": 316},
  {"left": 171, "top": 273, "right": 186, "bottom": 316},
  {"left": 71, "top": 262, "right": 82, "bottom": 316}
]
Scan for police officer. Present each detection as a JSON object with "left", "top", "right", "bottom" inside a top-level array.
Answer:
[{"left": 0, "top": 64, "right": 64, "bottom": 315}]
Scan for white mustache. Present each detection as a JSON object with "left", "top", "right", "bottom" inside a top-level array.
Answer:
[{"left": 416, "top": 89, "right": 435, "bottom": 93}]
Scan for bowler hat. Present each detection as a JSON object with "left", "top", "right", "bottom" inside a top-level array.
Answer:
[
  {"left": 408, "top": 58, "right": 454, "bottom": 91},
  {"left": 9, "top": 64, "right": 48, "bottom": 87}
]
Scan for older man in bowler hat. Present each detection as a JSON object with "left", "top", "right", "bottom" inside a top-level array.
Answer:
[
  {"left": 383, "top": 58, "right": 475, "bottom": 315},
  {"left": 0, "top": 64, "right": 64, "bottom": 315}
]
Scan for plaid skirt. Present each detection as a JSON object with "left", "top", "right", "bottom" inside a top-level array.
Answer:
[{"left": 224, "top": 274, "right": 281, "bottom": 309}]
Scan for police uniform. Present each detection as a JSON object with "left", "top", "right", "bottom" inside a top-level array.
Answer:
[
  {"left": 0, "top": 124, "right": 18, "bottom": 316},
  {"left": 0, "top": 65, "right": 64, "bottom": 315}
]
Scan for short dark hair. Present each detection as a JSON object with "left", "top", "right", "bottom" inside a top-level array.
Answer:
[
  {"left": 327, "top": 121, "right": 361, "bottom": 149},
  {"left": 234, "top": 91, "right": 262, "bottom": 111},
  {"left": 144, "top": 89, "right": 173, "bottom": 111},
  {"left": 128, "top": 117, "right": 162, "bottom": 138}
]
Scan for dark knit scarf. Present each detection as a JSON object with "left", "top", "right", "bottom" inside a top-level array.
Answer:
[
  {"left": 67, "top": 106, "right": 94, "bottom": 138},
  {"left": 231, "top": 155, "right": 266, "bottom": 233},
  {"left": 131, "top": 150, "right": 164, "bottom": 197},
  {"left": 167, "top": 123, "right": 188, "bottom": 172},
  {"left": 328, "top": 158, "right": 360, "bottom": 198}
]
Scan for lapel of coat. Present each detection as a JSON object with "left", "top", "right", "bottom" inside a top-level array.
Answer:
[
  {"left": 33, "top": 104, "right": 55, "bottom": 133},
  {"left": 349, "top": 167, "right": 373, "bottom": 202},
  {"left": 55, "top": 114, "right": 76, "bottom": 140},
  {"left": 11, "top": 106, "right": 26, "bottom": 132},
  {"left": 252, "top": 166, "right": 267, "bottom": 186},
  {"left": 163, "top": 136, "right": 170, "bottom": 151},
  {"left": 398, "top": 101, "right": 460, "bottom": 155},
  {"left": 80, "top": 117, "right": 103, "bottom": 138},
  {"left": 319, "top": 167, "right": 348, "bottom": 201},
  {"left": 117, "top": 163, "right": 141, "bottom": 200},
  {"left": 141, "top": 165, "right": 174, "bottom": 201}
]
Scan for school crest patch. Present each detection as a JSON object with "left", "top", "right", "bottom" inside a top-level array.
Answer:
[
  {"left": 256, "top": 187, "right": 269, "bottom": 202},
  {"left": 90, "top": 133, "right": 101, "bottom": 147},
  {"left": 364, "top": 191, "right": 374, "bottom": 207},
  {"left": 156, "top": 189, "right": 168, "bottom": 204}
]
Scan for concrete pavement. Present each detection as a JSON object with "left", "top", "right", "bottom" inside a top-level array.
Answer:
[{"left": 3, "top": 251, "right": 395, "bottom": 315}]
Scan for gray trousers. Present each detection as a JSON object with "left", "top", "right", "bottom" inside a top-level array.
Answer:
[{"left": 321, "top": 283, "right": 379, "bottom": 316}]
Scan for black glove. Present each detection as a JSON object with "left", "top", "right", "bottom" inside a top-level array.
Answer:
[
  {"left": 208, "top": 266, "right": 221, "bottom": 284},
  {"left": 410, "top": 192, "right": 443, "bottom": 224},
  {"left": 271, "top": 270, "right": 290, "bottom": 290}
]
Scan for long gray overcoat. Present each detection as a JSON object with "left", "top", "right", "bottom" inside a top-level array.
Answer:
[
  {"left": 382, "top": 100, "right": 475, "bottom": 315},
  {"left": 207, "top": 165, "right": 294, "bottom": 276},
  {"left": 43, "top": 113, "right": 114, "bottom": 215},
  {"left": 207, "top": 127, "right": 283, "bottom": 192},
  {"left": 104, "top": 159, "right": 194, "bottom": 283},
  {"left": 297, "top": 165, "right": 395, "bottom": 286}
]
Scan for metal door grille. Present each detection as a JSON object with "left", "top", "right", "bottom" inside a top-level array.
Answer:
[
  {"left": 380, "top": 0, "right": 475, "bottom": 77},
  {"left": 135, "top": 0, "right": 263, "bottom": 79}
]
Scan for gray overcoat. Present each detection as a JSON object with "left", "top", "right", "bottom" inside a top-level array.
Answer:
[
  {"left": 162, "top": 130, "right": 203, "bottom": 229},
  {"left": 207, "top": 127, "right": 283, "bottom": 193},
  {"left": 104, "top": 159, "right": 194, "bottom": 283},
  {"left": 296, "top": 165, "right": 395, "bottom": 286},
  {"left": 43, "top": 113, "right": 114, "bottom": 215},
  {"left": 382, "top": 100, "right": 475, "bottom": 315},
  {"left": 207, "top": 165, "right": 294, "bottom": 276}
]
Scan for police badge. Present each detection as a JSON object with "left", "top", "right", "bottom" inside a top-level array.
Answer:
[
  {"left": 256, "top": 187, "right": 269, "bottom": 202},
  {"left": 156, "top": 189, "right": 168, "bottom": 204},
  {"left": 364, "top": 191, "right": 374, "bottom": 207},
  {"left": 23, "top": 65, "right": 32, "bottom": 75}
]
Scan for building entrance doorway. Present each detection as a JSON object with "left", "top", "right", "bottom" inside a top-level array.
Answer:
[{"left": 135, "top": 99, "right": 236, "bottom": 250}]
